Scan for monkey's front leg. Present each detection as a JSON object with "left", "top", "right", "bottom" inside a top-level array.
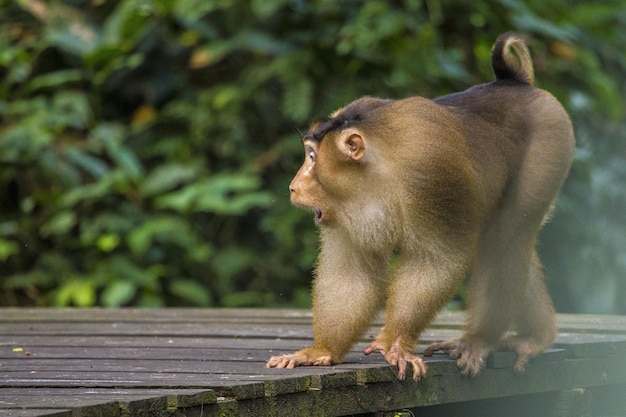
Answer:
[
  {"left": 365, "top": 255, "right": 465, "bottom": 381},
  {"left": 266, "top": 235, "right": 387, "bottom": 370}
]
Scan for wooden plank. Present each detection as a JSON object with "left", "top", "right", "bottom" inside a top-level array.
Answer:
[
  {"left": 0, "top": 320, "right": 316, "bottom": 338},
  {"left": 2, "top": 308, "right": 624, "bottom": 333},
  {"left": 0, "top": 332, "right": 464, "bottom": 355},
  {"left": 0, "top": 308, "right": 625, "bottom": 417},
  {"left": 0, "top": 411, "right": 70, "bottom": 417},
  {"left": 555, "top": 314, "right": 626, "bottom": 333},
  {"left": 485, "top": 348, "right": 568, "bottom": 369},
  {"left": 179, "top": 355, "right": 626, "bottom": 417},
  {"left": 0, "top": 308, "right": 315, "bottom": 325},
  {"left": 555, "top": 332, "right": 626, "bottom": 358},
  {"left": 0, "top": 388, "right": 215, "bottom": 408}
]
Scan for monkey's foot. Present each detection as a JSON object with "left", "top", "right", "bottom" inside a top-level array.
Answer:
[
  {"left": 499, "top": 336, "right": 544, "bottom": 374},
  {"left": 423, "top": 337, "right": 492, "bottom": 377},
  {"left": 265, "top": 346, "right": 335, "bottom": 369},
  {"left": 364, "top": 338, "right": 427, "bottom": 381}
]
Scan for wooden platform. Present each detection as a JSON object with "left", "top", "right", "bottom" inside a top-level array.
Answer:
[{"left": 1, "top": 308, "right": 626, "bottom": 417}]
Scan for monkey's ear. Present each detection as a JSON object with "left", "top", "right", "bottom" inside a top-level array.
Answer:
[{"left": 339, "top": 130, "right": 366, "bottom": 161}]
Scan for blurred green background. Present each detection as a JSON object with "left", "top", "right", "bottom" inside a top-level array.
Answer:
[{"left": 0, "top": 0, "right": 624, "bottom": 313}]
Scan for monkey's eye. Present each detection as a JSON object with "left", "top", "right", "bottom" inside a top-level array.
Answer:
[{"left": 307, "top": 150, "right": 316, "bottom": 162}]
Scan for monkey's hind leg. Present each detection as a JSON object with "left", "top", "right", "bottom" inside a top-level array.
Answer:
[
  {"left": 422, "top": 336, "right": 494, "bottom": 377},
  {"left": 425, "top": 206, "right": 558, "bottom": 377},
  {"left": 423, "top": 214, "right": 539, "bottom": 376},
  {"left": 499, "top": 249, "right": 557, "bottom": 374}
]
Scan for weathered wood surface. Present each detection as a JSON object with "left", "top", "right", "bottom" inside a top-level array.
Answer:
[{"left": 0, "top": 308, "right": 625, "bottom": 416}]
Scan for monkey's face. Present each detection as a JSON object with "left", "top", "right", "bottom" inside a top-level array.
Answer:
[
  {"left": 290, "top": 136, "right": 359, "bottom": 225},
  {"left": 290, "top": 133, "right": 372, "bottom": 228},
  {"left": 289, "top": 140, "right": 329, "bottom": 224}
]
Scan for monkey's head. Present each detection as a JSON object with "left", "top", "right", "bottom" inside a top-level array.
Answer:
[{"left": 289, "top": 97, "right": 394, "bottom": 226}]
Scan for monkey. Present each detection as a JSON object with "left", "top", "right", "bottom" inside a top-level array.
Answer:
[{"left": 266, "top": 32, "right": 575, "bottom": 381}]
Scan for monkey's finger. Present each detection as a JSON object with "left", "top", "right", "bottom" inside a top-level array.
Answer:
[
  {"left": 513, "top": 354, "right": 530, "bottom": 374},
  {"left": 396, "top": 357, "right": 407, "bottom": 381},
  {"left": 363, "top": 343, "right": 385, "bottom": 356},
  {"left": 421, "top": 346, "right": 435, "bottom": 356},
  {"left": 311, "top": 355, "right": 333, "bottom": 366},
  {"left": 423, "top": 340, "right": 462, "bottom": 358},
  {"left": 410, "top": 358, "right": 427, "bottom": 381},
  {"left": 457, "top": 353, "right": 484, "bottom": 377},
  {"left": 275, "top": 359, "right": 290, "bottom": 368},
  {"left": 422, "top": 342, "right": 446, "bottom": 356},
  {"left": 267, "top": 355, "right": 296, "bottom": 369},
  {"left": 265, "top": 357, "right": 281, "bottom": 368}
]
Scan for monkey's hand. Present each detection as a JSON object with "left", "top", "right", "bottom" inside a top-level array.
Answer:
[
  {"left": 265, "top": 346, "right": 335, "bottom": 369},
  {"left": 364, "top": 338, "right": 427, "bottom": 381},
  {"left": 422, "top": 337, "right": 490, "bottom": 377}
]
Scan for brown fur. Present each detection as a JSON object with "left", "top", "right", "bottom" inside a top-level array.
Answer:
[{"left": 266, "top": 32, "right": 575, "bottom": 380}]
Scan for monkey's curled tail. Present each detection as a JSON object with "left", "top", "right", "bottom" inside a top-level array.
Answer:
[{"left": 491, "top": 32, "right": 534, "bottom": 85}]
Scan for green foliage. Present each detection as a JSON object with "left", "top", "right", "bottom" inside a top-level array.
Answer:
[{"left": 1, "top": 0, "right": 624, "bottom": 313}]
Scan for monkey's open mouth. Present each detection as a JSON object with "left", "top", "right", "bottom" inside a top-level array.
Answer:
[{"left": 314, "top": 209, "right": 324, "bottom": 223}]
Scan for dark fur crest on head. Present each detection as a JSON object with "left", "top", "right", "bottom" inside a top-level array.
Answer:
[
  {"left": 303, "top": 97, "right": 393, "bottom": 143},
  {"left": 302, "top": 115, "right": 362, "bottom": 143}
]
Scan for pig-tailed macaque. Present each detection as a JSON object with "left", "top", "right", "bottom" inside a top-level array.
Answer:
[{"left": 266, "top": 32, "right": 575, "bottom": 381}]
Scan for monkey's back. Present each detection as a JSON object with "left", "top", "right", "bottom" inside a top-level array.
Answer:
[{"left": 433, "top": 81, "right": 575, "bottom": 215}]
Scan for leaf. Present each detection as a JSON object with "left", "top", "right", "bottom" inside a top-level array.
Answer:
[
  {"left": 89, "top": 122, "right": 127, "bottom": 147},
  {"left": 172, "top": 0, "right": 230, "bottom": 21},
  {"left": 0, "top": 239, "right": 19, "bottom": 261},
  {"left": 140, "top": 163, "right": 202, "bottom": 196},
  {"left": 4, "top": 271, "right": 55, "bottom": 289},
  {"left": 101, "top": 281, "right": 137, "bottom": 307},
  {"left": 46, "top": 24, "right": 100, "bottom": 57},
  {"left": 127, "top": 216, "right": 212, "bottom": 258},
  {"left": 211, "top": 85, "right": 241, "bottom": 110},
  {"left": 282, "top": 77, "right": 313, "bottom": 122},
  {"left": 196, "top": 190, "right": 273, "bottom": 215},
  {"left": 222, "top": 291, "right": 273, "bottom": 307},
  {"left": 40, "top": 149, "right": 82, "bottom": 187},
  {"left": 60, "top": 179, "right": 112, "bottom": 207},
  {"left": 96, "top": 233, "right": 121, "bottom": 252},
  {"left": 106, "top": 144, "right": 144, "bottom": 179},
  {"left": 170, "top": 280, "right": 212, "bottom": 306},
  {"left": 80, "top": 212, "right": 135, "bottom": 246},
  {"left": 155, "top": 173, "right": 274, "bottom": 214},
  {"left": 55, "top": 280, "right": 96, "bottom": 307},
  {"left": 52, "top": 90, "right": 93, "bottom": 130},
  {"left": 66, "top": 148, "right": 111, "bottom": 179},
  {"left": 40, "top": 211, "right": 77, "bottom": 237},
  {"left": 251, "top": 0, "right": 289, "bottom": 19},
  {"left": 0, "top": 120, "right": 53, "bottom": 163},
  {"left": 99, "top": 256, "right": 161, "bottom": 292},
  {"left": 132, "top": 105, "right": 157, "bottom": 128},
  {"left": 101, "top": 0, "right": 156, "bottom": 47},
  {"left": 83, "top": 45, "right": 126, "bottom": 69},
  {"left": 212, "top": 247, "right": 254, "bottom": 280},
  {"left": 153, "top": 185, "right": 197, "bottom": 212},
  {"left": 26, "top": 69, "right": 83, "bottom": 92}
]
